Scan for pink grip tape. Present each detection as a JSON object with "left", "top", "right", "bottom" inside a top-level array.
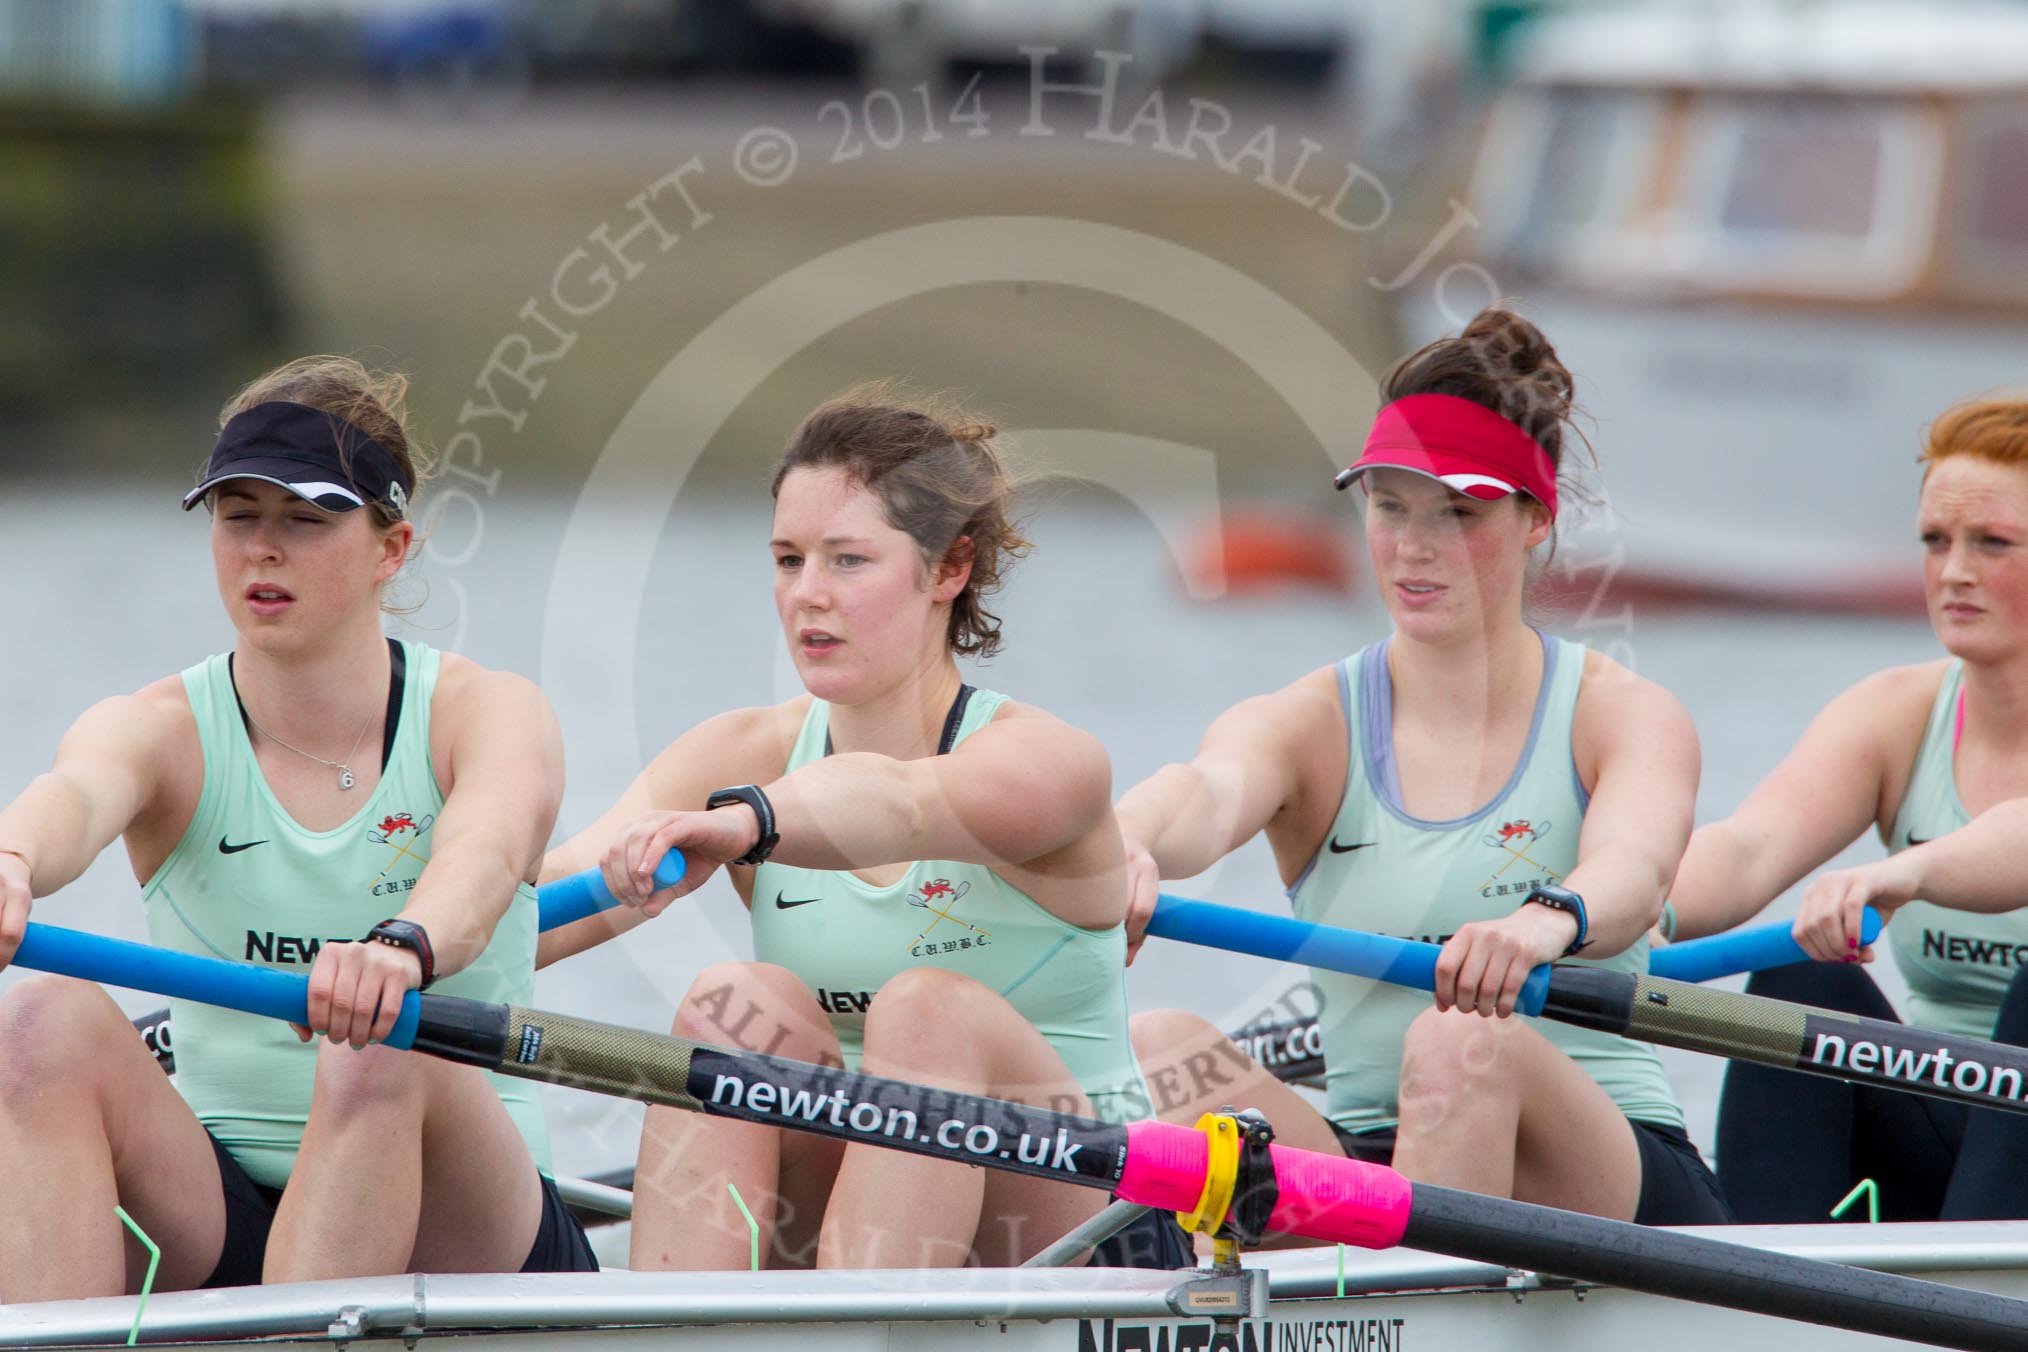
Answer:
[
  {"left": 1265, "top": 1143, "right": 1411, "bottom": 1249},
  {"left": 1119, "top": 1119, "right": 1213, "bottom": 1212}
]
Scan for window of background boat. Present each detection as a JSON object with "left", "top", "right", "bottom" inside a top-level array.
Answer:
[
  {"left": 1470, "top": 85, "right": 1661, "bottom": 279},
  {"left": 1674, "top": 95, "right": 1943, "bottom": 299},
  {"left": 1949, "top": 105, "right": 2028, "bottom": 303}
]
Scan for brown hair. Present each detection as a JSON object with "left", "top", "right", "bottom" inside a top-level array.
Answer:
[
  {"left": 216, "top": 355, "right": 434, "bottom": 530},
  {"left": 1381, "top": 305, "right": 1591, "bottom": 497},
  {"left": 771, "top": 384, "right": 1032, "bottom": 660},
  {"left": 1922, "top": 398, "right": 2028, "bottom": 469}
]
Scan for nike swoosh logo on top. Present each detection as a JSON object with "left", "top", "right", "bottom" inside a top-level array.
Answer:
[
  {"left": 1327, "top": 837, "right": 1375, "bottom": 854},
  {"left": 1907, "top": 835, "right": 1934, "bottom": 847},
  {"left": 218, "top": 837, "right": 268, "bottom": 854},
  {"left": 774, "top": 892, "right": 820, "bottom": 910}
]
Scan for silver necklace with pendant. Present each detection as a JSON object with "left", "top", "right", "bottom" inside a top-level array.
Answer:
[{"left": 243, "top": 704, "right": 375, "bottom": 791}]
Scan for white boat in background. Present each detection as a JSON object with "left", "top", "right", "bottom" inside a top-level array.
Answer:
[
  {"left": 1396, "top": 0, "right": 2028, "bottom": 613},
  {"left": 2, "top": 1224, "right": 2025, "bottom": 1351}
]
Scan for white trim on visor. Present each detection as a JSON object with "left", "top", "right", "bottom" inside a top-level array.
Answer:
[
  {"left": 1341, "top": 464, "right": 1521, "bottom": 499},
  {"left": 182, "top": 475, "right": 368, "bottom": 509}
]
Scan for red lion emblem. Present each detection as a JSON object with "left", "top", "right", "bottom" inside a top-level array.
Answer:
[{"left": 378, "top": 813, "right": 418, "bottom": 836}]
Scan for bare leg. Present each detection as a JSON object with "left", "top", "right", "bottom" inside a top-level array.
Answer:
[
  {"left": 631, "top": 963, "right": 845, "bottom": 1271},
  {"left": 264, "top": 1041, "right": 543, "bottom": 1281},
  {"left": 1392, "top": 1007, "right": 1641, "bottom": 1220},
  {"left": 0, "top": 977, "right": 227, "bottom": 1301},
  {"left": 819, "top": 967, "right": 1106, "bottom": 1269},
  {"left": 1129, "top": 1009, "right": 1345, "bottom": 1152}
]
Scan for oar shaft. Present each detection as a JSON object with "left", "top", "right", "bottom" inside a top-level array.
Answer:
[
  {"left": 1545, "top": 965, "right": 2028, "bottom": 1119},
  {"left": 1405, "top": 1185, "right": 2028, "bottom": 1352},
  {"left": 24, "top": 920, "right": 2028, "bottom": 1348}
]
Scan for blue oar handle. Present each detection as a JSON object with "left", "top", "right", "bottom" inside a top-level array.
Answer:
[
  {"left": 13, "top": 922, "right": 428, "bottom": 1049},
  {"left": 1147, "top": 896, "right": 1553, "bottom": 1017},
  {"left": 538, "top": 850, "right": 688, "bottom": 930},
  {"left": 1649, "top": 906, "right": 1884, "bottom": 984}
]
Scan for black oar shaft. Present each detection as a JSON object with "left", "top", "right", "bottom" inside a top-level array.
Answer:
[
  {"left": 1406, "top": 1185, "right": 2028, "bottom": 1351},
  {"left": 413, "top": 996, "right": 1134, "bottom": 1193},
  {"left": 1543, "top": 967, "right": 2028, "bottom": 1117}
]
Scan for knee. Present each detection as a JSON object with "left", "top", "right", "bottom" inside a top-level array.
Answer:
[
  {"left": 0, "top": 975, "right": 127, "bottom": 1102},
  {"left": 861, "top": 967, "right": 996, "bottom": 1063},
  {"left": 1398, "top": 1007, "right": 1520, "bottom": 1116},
  {"left": 1130, "top": 1008, "right": 1225, "bottom": 1065},
  {"left": 308, "top": 1039, "right": 426, "bottom": 1120},
  {"left": 673, "top": 961, "right": 832, "bottom": 1057}
]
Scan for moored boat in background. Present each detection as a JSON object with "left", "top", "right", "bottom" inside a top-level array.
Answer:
[{"left": 1394, "top": 0, "right": 2028, "bottom": 614}]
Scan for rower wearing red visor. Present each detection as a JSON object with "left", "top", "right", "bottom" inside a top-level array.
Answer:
[{"left": 1112, "top": 308, "right": 1730, "bottom": 1233}]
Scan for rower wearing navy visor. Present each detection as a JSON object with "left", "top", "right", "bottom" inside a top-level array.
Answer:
[
  {"left": 1115, "top": 308, "right": 1730, "bottom": 1232},
  {"left": 0, "top": 357, "right": 591, "bottom": 1301}
]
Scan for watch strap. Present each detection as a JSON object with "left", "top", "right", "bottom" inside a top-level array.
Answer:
[
  {"left": 706, "top": 784, "right": 779, "bottom": 867},
  {"left": 365, "top": 918, "right": 436, "bottom": 989}
]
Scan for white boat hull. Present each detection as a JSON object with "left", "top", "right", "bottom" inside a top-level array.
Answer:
[{"left": 5, "top": 1223, "right": 2024, "bottom": 1350}]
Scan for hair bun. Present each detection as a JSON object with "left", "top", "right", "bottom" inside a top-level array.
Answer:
[
  {"left": 948, "top": 419, "right": 997, "bottom": 444},
  {"left": 1381, "top": 304, "right": 1585, "bottom": 473}
]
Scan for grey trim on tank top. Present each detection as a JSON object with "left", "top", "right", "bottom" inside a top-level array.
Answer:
[{"left": 1364, "top": 629, "right": 1557, "bottom": 831}]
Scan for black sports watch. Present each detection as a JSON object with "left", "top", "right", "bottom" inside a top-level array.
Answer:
[
  {"left": 365, "top": 918, "right": 436, "bottom": 989},
  {"left": 1522, "top": 883, "right": 1590, "bottom": 956},
  {"left": 706, "top": 784, "right": 779, "bottom": 867}
]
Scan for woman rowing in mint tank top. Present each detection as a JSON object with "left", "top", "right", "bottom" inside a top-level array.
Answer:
[
  {"left": 0, "top": 358, "right": 593, "bottom": 1302},
  {"left": 1113, "top": 308, "right": 1729, "bottom": 1231},
  {"left": 536, "top": 388, "right": 1177, "bottom": 1271},
  {"left": 1668, "top": 398, "right": 2028, "bottom": 1224}
]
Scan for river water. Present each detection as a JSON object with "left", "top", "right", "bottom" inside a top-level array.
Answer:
[{"left": 0, "top": 482, "right": 1940, "bottom": 1180}]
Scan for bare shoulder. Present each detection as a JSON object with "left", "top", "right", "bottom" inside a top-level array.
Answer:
[
  {"left": 1574, "top": 646, "right": 1691, "bottom": 723},
  {"left": 1207, "top": 662, "right": 1344, "bottom": 745},
  {"left": 975, "top": 697, "right": 1107, "bottom": 768},
  {"left": 433, "top": 652, "right": 545, "bottom": 712},
  {"left": 79, "top": 675, "right": 196, "bottom": 755},
  {"left": 645, "top": 697, "right": 811, "bottom": 786},
  {"left": 1830, "top": 659, "right": 1953, "bottom": 726}
]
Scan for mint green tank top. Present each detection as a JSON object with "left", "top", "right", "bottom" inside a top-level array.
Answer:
[
  {"left": 1886, "top": 661, "right": 2028, "bottom": 1039},
  {"left": 1291, "top": 633, "right": 1684, "bottom": 1136},
  {"left": 142, "top": 641, "right": 548, "bottom": 1188},
  {"left": 750, "top": 689, "right": 1151, "bottom": 1124}
]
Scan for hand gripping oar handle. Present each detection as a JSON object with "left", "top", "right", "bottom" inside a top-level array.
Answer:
[
  {"left": 1650, "top": 907, "right": 1883, "bottom": 983},
  {"left": 1145, "top": 896, "right": 1556, "bottom": 1015},
  {"left": 118, "top": 850, "right": 688, "bottom": 1067},
  {"left": 21, "top": 922, "right": 2028, "bottom": 1350},
  {"left": 1151, "top": 897, "right": 2028, "bottom": 1121},
  {"left": 537, "top": 850, "right": 688, "bottom": 929}
]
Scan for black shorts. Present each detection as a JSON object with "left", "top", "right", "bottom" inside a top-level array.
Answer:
[
  {"left": 1087, "top": 1197, "right": 1195, "bottom": 1268},
  {"left": 1330, "top": 1119, "right": 1732, "bottom": 1227},
  {"left": 201, "top": 1130, "right": 597, "bottom": 1287}
]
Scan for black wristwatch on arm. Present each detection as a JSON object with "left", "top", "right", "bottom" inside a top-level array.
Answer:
[
  {"left": 1522, "top": 883, "right": 1590, "bottom": 957},
  {"left": 365, "top": 917, "right": 437, "bottom": 989},
  {"left": 706, "top": 784, "right": 779, "bottom": 867}
]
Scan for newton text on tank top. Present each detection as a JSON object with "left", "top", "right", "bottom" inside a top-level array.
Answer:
[{"left": 1887, "top": 660, "right": 2028, "bottom": 1039}]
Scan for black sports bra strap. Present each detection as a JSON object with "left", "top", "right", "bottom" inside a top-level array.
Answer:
[
  {"left": 823, "top": 683, "right": 977, "bottom": 758},
  {"left": 227, "top": 638, "right": 406, "bottom": 774}
]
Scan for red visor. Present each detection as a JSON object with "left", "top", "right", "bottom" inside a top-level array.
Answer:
[{"left": 1335, "top": 393, "right": 1558, "bottom": 519}]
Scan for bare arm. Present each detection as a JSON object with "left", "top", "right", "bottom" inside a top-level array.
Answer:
[
  {"left": 1562, "top": 666, "right": 1699, "bottom": 956},
  {"left": 306, "top": 667, "right": 564, "bottom": 1046},
  {"left": 604, "top": 706, "right": 1123, "bottom": 929},
  {"left": 1792, "top": 797, "right": 2028, "bottom": 963},
  {"left": 1669, "top": 665, "right": 1938, "bottom": 941},
  {"left": 1113, "top": 672, "right": 1337, "bottom": 880},
  {"left": 0, "top": 693, "right": 175, "bottom": 964},
  {"left": 1434, "top": 658, "right": 1700, "bottom": 1018},
  {"left": 535, "top": 706, "right": 784, "bottom": 968}
]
